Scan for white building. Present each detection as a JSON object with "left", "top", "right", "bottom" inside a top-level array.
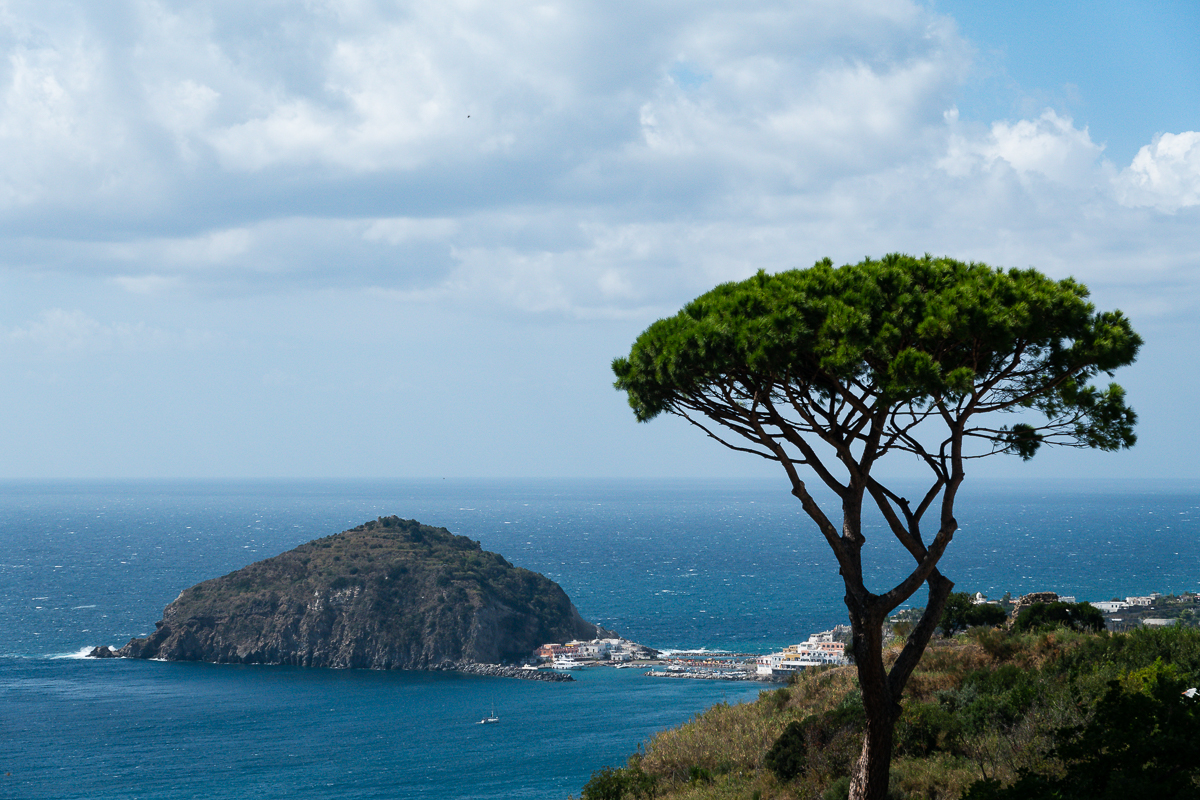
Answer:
[
  {"left": 574, "top": 639, "right": 613, "bottom": 659},
  {"left": 756, "top": 630, "right": 849, "bottom": 676},
  {"left": 1090, "top": 601, "right": 1126, "bottom": 613}
]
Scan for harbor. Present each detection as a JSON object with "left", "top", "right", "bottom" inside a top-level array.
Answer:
[{"left": 533, "top": 628, "right": 853, "bottom": 682}]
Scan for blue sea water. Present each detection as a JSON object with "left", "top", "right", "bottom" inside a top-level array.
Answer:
[{"left": 1, "top": 477, "right": 1198, "bottom": 799}]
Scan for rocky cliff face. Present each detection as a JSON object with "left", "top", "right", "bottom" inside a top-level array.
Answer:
[{"left": 110, "top": 517, "right": 606, "bottom": 669}]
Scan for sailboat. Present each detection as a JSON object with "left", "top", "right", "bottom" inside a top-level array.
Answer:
[{"left": 478, "top": 703, "right": 499, "bottom": 724}]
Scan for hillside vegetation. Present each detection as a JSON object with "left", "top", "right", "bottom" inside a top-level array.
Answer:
[{"left": 579, "top": 625, "right": 1200, "bottom": 800}]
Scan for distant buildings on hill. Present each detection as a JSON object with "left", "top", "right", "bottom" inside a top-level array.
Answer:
[
  {"left": 535, "top": 589, "right": 1200, "bottom": 676},
  {"left": 755, "top": 627, "right": 851, "bottom": 677},
  {"left": 534, "top": 637, "right": 657, "bottom": 664},
  {"left": 1090, "top": 592, "right": 1162, "bottom": 613}
]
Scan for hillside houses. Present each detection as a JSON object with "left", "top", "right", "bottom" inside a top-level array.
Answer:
[
  {"left": 756, "top": 629, "right": 850, "bottom": 677},
  {"left": 533, "top": 637, "right": 657, "bottom": 664}
]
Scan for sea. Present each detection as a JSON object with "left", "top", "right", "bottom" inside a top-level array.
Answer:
[{"left": 2, "top": 477, "right": 1198, "bottom": 799}]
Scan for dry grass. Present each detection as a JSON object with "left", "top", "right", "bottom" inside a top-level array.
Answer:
[
  {"left": 782, "top": 665, "right": 861, "bottom": 713},
  {"left": 628, "top": 630, "right": 1110, "bottom": 800},
  {"left": 890, "top": 753, "right": 979, "bottom": 800},
  {"left": 638, "top": 666, "right": 863, "bottom": 797},
  {"left": 640, "top": 699, "right": 798, "bottom": 782}
]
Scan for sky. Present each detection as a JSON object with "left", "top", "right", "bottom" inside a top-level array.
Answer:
[{"left": 0, "top": 0, "right": 1196, "bottom": 481}]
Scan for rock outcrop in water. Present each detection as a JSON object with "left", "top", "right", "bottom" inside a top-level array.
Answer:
[{"left": 100, "top": 517, "right": 606, "bottom": 670}]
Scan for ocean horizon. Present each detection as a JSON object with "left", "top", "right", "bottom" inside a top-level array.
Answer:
[{"left": 2, "top": 477, "right": 1197, "bottom": 798}]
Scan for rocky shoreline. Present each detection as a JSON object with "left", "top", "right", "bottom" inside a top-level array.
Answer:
[
  {"left": 643, "top": 668, "right": 777, "bottom": 682},
  {"left": 88, "top": 645, "right": 575, "bottom": 682}
]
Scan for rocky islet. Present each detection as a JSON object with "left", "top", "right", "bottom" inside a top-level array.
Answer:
[{"left": 91, "top": 516, "right": 605, "bottom": 673}]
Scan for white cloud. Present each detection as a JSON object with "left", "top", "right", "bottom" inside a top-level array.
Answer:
[
  {"left": 1116, "top": 131, "right": 1200, "bottom": 212},
  {"left": 938, "top": 110, "right": 1108, "bottom": 187},
  {"left": 5, "top": 309, "right": 172, "bottom": 353},
  {"left": 110, "top": 274, "right": 183, "bottom": 295},
  {"left": 362, "top": 217, "right": 459, "bottom": 245},
  {"left": 0, "top": 0, "right": 1197, "bottom": 481},
  {"left": 0, "top": 0, "right": 1195, "bottom": 325}
]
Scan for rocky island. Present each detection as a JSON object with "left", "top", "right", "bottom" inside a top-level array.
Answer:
[{"left": 91, "top": 516, "right": 606, "bottom": 677}]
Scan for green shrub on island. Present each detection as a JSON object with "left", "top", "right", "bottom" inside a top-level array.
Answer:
[
  {"left": 1013, "top": 600, "right": 1105, "bottom": 634},
  {"left": 579, "top": 625, "right": 1200, "bottom": 800},
  {"left": 939, "top": 593, "right": 1010, "bottom": 637}
]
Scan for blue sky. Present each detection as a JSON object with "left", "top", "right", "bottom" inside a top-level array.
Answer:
[
  {"left": 0, "top": 0, "right": 1196, "bottom": 480},
  {"left": 937, "top": 0, "right": 1200, "bottom": 164}
]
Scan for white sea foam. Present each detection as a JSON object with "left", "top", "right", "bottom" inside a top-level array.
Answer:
[
  {"left": 54, "top": 646, "right": 100, "bottom": 659},
  {"left": 71, "top": 604, "right": 97, "bottom": 609}
]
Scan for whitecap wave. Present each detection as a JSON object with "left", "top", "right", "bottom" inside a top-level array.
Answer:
[{"left": 53, "top": 646, "right": 101, "bottom": 659}]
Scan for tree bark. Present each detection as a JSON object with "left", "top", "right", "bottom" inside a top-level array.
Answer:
[
  {"left": 844, "top": 572, "right": 955, "bottom": 800},
  {"left": 846, "top": 599, "right": 898, "bottom": 800},
  {"left": 849, "top": 701, "right": 898, "bottom": 800}
]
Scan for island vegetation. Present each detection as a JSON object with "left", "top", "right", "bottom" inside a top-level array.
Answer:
[{"left": 101, "top": 516, "right": 604, "bottom": 670}]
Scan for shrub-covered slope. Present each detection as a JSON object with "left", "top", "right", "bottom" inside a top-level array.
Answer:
[
  {"left": 580, "top": 626, "right": 1200, "bottom": 800},
  {"left": 116, "top": 516, "right": 602, "bottom": 669}
]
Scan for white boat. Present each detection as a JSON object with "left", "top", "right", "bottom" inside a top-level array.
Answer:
[
  {"left": 551, "top": 657, "right": 587, "bottom": 670},
  {"left": 478, "top": 703, "right": 499, "bottom": 724}
]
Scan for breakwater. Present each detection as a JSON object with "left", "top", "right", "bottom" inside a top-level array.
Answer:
[
  {"left": 644, "top": 668, "right": 776, "bottom": 682},
  {"left": 452, "top": 662, "right": 576, "bottom": 681}
]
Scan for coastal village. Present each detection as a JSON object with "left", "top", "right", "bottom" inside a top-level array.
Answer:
[
  {"left": 532, "top": 628, "right": 855, "bottom": 682},
  {"left": 530, "top": 589, "right": 1200, "bottom": 682}
]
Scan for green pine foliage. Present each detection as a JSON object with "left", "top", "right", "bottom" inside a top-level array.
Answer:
[{"left": 577, "top": 625, "right": 1200, "bottom": 800}]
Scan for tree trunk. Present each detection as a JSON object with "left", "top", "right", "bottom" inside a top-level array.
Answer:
[
  {"left": 844, "top": 572, "right": 955, "bottom": 800},
  {"left": 846, "top": 601, "right": 898, "bottom": 800},
  {"left": 849, "top": 706, "right": 897, "bottom": 800}
]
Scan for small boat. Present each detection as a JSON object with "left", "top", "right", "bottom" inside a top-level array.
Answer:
[{"left": 478, "top": 703, "right": 499, "bottom": 724}]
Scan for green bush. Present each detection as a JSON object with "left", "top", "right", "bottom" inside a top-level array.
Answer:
[
  {"left": 580, "top": 765, "right": 658, "bottom": 800},
  {"left": 822, "top": 776, "right": 851, "bottom": 800},
  {"left": 581, "top": 767, "right": 628, "bottom": 800},
  {"left": 765, "top": 694, "right": 866, "bottom": 783},
  {"left": 941, "top": 664, "right": 1039, "bottom": 735},
  {"left": 941, "top": 592, "right": 1010, "bottom": 637},
  {"left": 971, "top": 626, "right": 1018, "bottom": 660},
  {"left": 1014, "top": 601, "right": 1104, "bottom": 634},
  {"left": 895, "top": 702, "right": 962, "bottom": 757},
  {"left": 764, "top": 720, "right": 809, "bottom": 782},
  {"left": 963, "top": 661, "right": 1200, "bottom": 799},
  {"left": 1054, "top": 625, "right": 1200, "bottom": 682},
  {"left": 821, "top": 775, "right": 906, "bottom": 800}
]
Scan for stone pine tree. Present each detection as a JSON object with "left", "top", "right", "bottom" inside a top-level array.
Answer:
[{"left": 612, "top": 254, "right": 1140, "bottom": 800}]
